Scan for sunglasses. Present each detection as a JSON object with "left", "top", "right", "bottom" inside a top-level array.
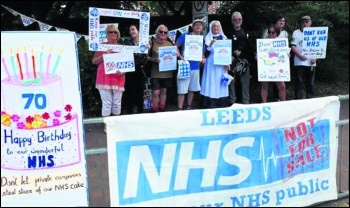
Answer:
[
  {"left": 158, "top": 30, "right": 168, "bottom": 35},
  {"left": 108, "top": 31, "right": 118, "bottom": 34},
  {"left": 268, "top": 31, "right": 276, "bottom": 34},
  {"left": 233, "top": 19, "right": 242, "bottom": 22}
]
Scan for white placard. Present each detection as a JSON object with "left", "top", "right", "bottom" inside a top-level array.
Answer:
[
  {"left": 184, "top": 35, "right": 204, "bottom": 61},
  {"left": 213, "top": 39, "right": 232, "bottom": 65},
  {"left": 302, "top": 27, "right": 328, "bottom": 59},
  {"left": 256, "top": 38, "right": 290, "bottom": 82},
  {"left": 103, "top": 52, "right": 135, "bottom": 73},
  {"left": 159, "top": 46, "right": 177, "bottom": 71}
]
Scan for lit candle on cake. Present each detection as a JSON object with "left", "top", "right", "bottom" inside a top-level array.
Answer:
[
  {"left": 10, "top": 48, "right": 17, "bottom": 80},
  {"left": 46, "top": 47, "right": 52, "bottom": 75},
  {"left": 51, "top": 48, "right": 62, "bottom": 77},
  {"left": 24, "top": 45, "right": 29, "bottom": 78},
  {"left": 16, "top": 46, "right": 24, "bottom": 80},
  {"left": 40, "top": 45, "right": 44, "bottom": 77},
  {"left": 31, "top": 48, "right": 36, "bottom": 78},
  {"left": 1, "top": 49, "right": 11, "bottom": 80}
]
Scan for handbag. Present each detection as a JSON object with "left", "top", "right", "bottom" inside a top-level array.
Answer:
[
  {"left": 177, "top": 60, "right": 191, "bottom": 79},
  {"left": 229, "top": 58, "right": 248, "bottom": 76},
  {"left": 221, "top": 73, "right": 234, "bottom": 86}
]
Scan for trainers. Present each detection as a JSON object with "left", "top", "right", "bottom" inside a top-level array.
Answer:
[{"left": 185, "top": 105, "right": 191, "bottom": 110}]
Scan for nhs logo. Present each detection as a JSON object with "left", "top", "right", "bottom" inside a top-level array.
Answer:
[
  {"left": 103, "top": 52, "right": 135, "bottom": 74},
  {"left": 113, "top": 126, "right": 328, "bottom": 205},
  {"left": 116, "top": 61, "right": 134, "bottom": 69}
]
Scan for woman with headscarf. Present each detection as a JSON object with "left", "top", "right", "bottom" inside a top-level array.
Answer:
[{"left": 200, "top": 20, "right": 231, "bottom": 109}]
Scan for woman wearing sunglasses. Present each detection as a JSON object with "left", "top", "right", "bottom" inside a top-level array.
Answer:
[
  {"left": 259, "top": 25, "right": 287, "bottom": 103},
  {"left": 147, "top": 24, "right": 178, "bottom": 112},
  {"left": 92, "top": 24, "right": 125, "bottom": 132}
]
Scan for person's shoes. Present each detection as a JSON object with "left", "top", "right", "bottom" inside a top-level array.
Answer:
[
  {"left": 185, "top": 105, "right": 191, "bottom": 110},
  {"left": 178, "top": 108, "right": 183, "bottom": 111}
]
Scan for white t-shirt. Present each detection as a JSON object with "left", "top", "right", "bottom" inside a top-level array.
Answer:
[
  {"left": 262, "top": 28, "right": 289, "bottom": 39},
  {"left": 291, "top": 29, "right": 315, "bottom": 67}
]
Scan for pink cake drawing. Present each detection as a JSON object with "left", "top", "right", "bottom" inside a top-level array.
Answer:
[{"left": 1, "top": 46, "right": 81, "bottom": 170}]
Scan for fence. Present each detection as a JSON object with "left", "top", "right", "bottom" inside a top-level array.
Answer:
[{"left": 83, "top": 95, "right": 349, "bottom": 207}]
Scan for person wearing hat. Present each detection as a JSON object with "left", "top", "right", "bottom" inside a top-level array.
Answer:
[
  {"left": 175, "top": 19, "right": 206, "bottom": 110},
  {"left": 291, "top": 15, "right": 317, "bottom": 99}
]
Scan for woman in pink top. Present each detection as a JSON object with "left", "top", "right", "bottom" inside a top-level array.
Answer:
[{"left": 92, "top": 24, "right": 125, "bottom": 128}]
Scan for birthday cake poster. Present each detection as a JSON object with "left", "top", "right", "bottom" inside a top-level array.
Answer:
[{"left": 1, "top": 32, "right": 88, "bottom": 207}]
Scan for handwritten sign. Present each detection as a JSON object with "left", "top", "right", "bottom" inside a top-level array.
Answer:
[
  {"left": 302, "top": 27, "right": 328, "bottom": 58},
  {"left": 103, "top": 52, "right": 135, "bottom": 73},
  {"left": 1, "top": 31, "right": 88, "bottom": 206},
  {"left": 213, "top": 39, "right": 232, "bottom": 65},
  {"left": 88, "top": 7, "right": 150, "bottom": 53},
  {"left": 256, "top": 38, "right": 290, "bottom": 82}
]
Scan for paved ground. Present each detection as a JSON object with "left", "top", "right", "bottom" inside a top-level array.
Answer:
[{"left": 83, "top": 99, "right": 349, "bottom": 207}]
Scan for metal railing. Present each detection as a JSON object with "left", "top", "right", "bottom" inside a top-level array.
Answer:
[{"left": 84, "top": 95, "right": 349, "bottom": 207}]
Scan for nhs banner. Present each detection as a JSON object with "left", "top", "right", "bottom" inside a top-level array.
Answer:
[{"left": 105, "top": 96, "right": 340, "bottom": 207}]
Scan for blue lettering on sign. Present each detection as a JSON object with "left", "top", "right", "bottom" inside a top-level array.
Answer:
[
  {"left": 116, "top": 61, "right": 134, "bottom": 69},
  {"left": 159, "top": 51, "right": 175, "bottom": 58},
  {"left": 113, "top": 11, "right": 123, "bottom": 17},
  {"left": 272, "top": 40, "right": 287, "bottom": 47},
  {"left": 114, "top": 120, "right": 330, "bottom": 205}
]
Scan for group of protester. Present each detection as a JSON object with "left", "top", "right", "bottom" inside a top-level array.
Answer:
[{"left": 91, "top": 11, "right": 317, "bottom": 127}]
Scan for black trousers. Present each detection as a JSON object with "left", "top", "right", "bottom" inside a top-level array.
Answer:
[
  {"left": 294, "top": 66, "right": 315, "bottom": 99},
  {"left": 124, "top": 71, "right": 146, "bottom": 114}
]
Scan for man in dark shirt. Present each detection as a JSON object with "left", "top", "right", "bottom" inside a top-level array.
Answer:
[{"left": 229, "top": 11, "right": 250, "bottom": 104}]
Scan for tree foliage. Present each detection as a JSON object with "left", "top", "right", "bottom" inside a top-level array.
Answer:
[{"left": 216, "top": 1, "right": 349, "bottom": 81}]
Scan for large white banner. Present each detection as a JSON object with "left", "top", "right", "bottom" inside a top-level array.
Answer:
[
  {"left": 105, "top": 96, "right": 340, "bottom": 207},
  {"left": 1, "top": 32, "right": 88, "bottom": 207}
]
